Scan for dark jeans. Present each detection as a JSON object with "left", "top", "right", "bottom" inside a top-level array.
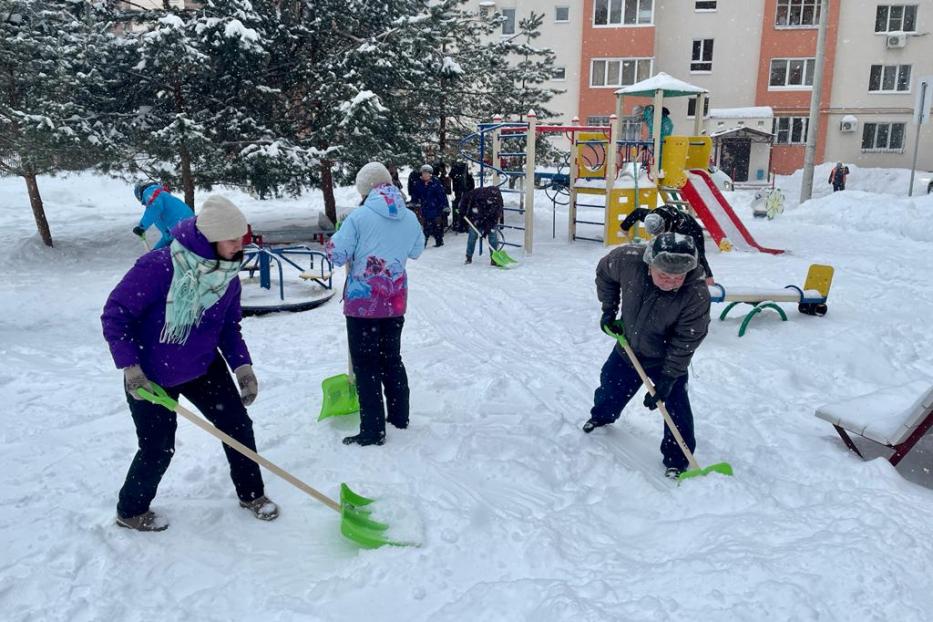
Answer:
[
  {"left": 832, "top": 183, "right": 845, "bottom": 192},
  {"left": 590, "top": 347, "right": 696, "bottom": 471},
  {"left": 424, "top": 216, "right": 444, "bottom": 245},
  {"left": 116, "top": 355, "right": 264, "bottom": 518},
  {"left": 346, "top": 316, "right": 409, "bottom": 438}
]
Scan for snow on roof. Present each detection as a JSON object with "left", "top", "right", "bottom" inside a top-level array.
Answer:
[
  {"left": 709, "top": 126, "right": 774, "bottom": 140},
  {"left": 708, "top": 106, "right": 773, "bottom": 119},
  {"left": 614, "top": 72, "right": 708, "bottom": 98}
]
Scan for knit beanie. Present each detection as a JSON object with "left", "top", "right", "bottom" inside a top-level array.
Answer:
[
  {"left": 196, "top": 195, "right": 248, "bottom": 242},
  {"left": 355, "top": 162, "right": 393, "bottom": 198}
]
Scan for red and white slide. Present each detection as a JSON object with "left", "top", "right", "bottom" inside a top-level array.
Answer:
[{"left": 680, "top": 169, "right": 784, "bottom": 255}]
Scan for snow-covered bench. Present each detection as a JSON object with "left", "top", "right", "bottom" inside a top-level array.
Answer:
[{"left": 815, "top": 380, "right": 933, "bottom": 466}]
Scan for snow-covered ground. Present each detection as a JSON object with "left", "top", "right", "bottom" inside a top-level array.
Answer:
[{"left": 1, "top": 169, "right": 933, "bottom": 621}]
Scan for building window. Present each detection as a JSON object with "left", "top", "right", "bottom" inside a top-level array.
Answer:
[
  {"left": 691, "top": 39, "right": 714, "bottom": 72},
  {"left": 501, "top": 8, "right": 516, "bottom": 35},
  {"left": 869, "top": 64, "right": 912, "bottom": 92},
  {"left": 686, "top": 98, "right": 710, "bottom": 118},
  {"left": 552, "top": 67, "right": 567, "bottom": 80},
  {"left": 769, "top": 58, "right": 815, "bottom": 88},
  {"left": 861, "top": 122, "right": 906, "bottom": 151},
  {"left": 555, "top": 6, "right": 570, "bottom": 22},
  {"left": 776, "top": 0, "right": 822, "bottom": 27},
  {"left": 875, "top": 5, "right": 918, "bottom": 32},
  {"left": 695, "top": 0, "right": 717, "bottom": 9},
  {"left": 775, "top": 116, "right": 809, "bottom": 144},
  {"left": 590, "top": 58, "right": 653, "bottom": 87},
  {"left": 594, "top": 0, "right": 653, "bottom": 26},
  {"left": 587, "top": 116, "right": 611, "bottom": 126}
]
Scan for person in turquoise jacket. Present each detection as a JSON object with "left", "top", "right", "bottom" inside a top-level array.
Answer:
[
  {"left": 132, "top": 182, "right": 194, "bottom": 249},
  {"left": 326, "top": 162, "right": 425, "bottom": 446},
  {"left": 643, "top": 105, "right": 674, "bottom": 168}
]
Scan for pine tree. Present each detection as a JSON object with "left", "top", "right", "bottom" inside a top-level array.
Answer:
[{"left": 0, "top": 0, "right": 115, "bottom": 246}]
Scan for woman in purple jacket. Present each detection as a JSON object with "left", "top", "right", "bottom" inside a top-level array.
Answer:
[{"left": 101, "top": 196, "right": 277, "bottom": 531}]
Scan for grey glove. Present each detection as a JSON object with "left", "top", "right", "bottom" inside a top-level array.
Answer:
[
  {"left": 235, "top": 364, "right": 258, "bottom": 407},
  {"left": 123, "top": 364, "right": 152, "bottom": 401}
]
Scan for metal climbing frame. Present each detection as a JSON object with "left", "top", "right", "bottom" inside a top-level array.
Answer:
[{"left": 458, "top": 115, "right": 614, "bottom": 254}]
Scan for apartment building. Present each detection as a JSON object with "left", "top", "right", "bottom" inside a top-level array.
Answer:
[{"left": 468, "top": 0, "right": 933, "bottom": 174}]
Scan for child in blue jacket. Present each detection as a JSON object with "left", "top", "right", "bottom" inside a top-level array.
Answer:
[{"left": 132, "top": 182, "right": 194, "bottom": 249}]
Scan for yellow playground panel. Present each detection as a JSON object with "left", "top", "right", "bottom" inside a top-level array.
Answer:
[
  {"left": 660, "top": 135, "right": 712, "bottom": 189},
  {"left": 605, "top": 187, "right": 658, "bottom": 245},
  {"left": 576, "top": 131, "right": 609, "bottom": 179}
]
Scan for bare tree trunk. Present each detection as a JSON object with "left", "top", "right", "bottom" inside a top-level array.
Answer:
[
  {"left": 321, "top": 159, "right": 337, "bottom": 225},
  {"left": 171, "top": 80, "right": 195, "bottom": 208},
  {"left": 179, "top": 143, "right": 195, "bottom": 208},
  {"left": 24, "top": 171, "right": 53, "bottom": 247}
]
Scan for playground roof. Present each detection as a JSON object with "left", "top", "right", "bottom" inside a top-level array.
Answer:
[{"left": 614, "top": 72, "right": 708, "bottom": 98}]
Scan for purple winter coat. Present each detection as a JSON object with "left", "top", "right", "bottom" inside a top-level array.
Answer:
[{"left": 101, "top": 218, "right": 251, "bottom": 387}]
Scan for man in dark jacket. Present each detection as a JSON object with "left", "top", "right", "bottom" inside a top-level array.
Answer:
[
  {"left": 583, "top": 233, "right": 711, "bottom": 478},
  {"left": 620, "top": 205, "right": 714, "bottom": 284},
  {"left": 410, "top": 164, "right": 450, "bottom": 247},
  {"left": 828, "top": 162, "right": 849, "bottom": 191},
  {"left": 449, "top": 161, "right": 475, "bottom": 233},
  {"left": 461, "top": 185, "right": 503, "bottom": 265}
]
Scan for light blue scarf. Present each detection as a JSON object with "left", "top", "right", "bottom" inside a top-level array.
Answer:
[{"left": 160, "top": 240, "right": 240, "bottom": 345}]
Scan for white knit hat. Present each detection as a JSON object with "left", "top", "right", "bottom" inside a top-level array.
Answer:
[
  {"left": 196, "top": 195, "right": 248, "bottom": 242},
  {"left": 355, "top": 162, "right": 393, "bottom": 197}
]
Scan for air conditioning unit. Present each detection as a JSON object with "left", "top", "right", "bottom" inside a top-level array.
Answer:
[
  {"left": 840, "top": 115, "right": 858, "bottom": 133},
  {"left": 886, "top": 33, "right": 907, "bottom": 48},
  {"left": 478, "top": 1, "right": 496, "bottom": 19}
]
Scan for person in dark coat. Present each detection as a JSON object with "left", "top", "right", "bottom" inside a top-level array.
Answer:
[
  {"left": 409, "top": 164, "right": 450, "bottom": 247},
  {"left": 620, "top": 205, "right": 715, "bottom": 284},
  {"left": 101, "top": 196, "right": 277, "bottom": 531},
  {"left": 583, "top": 233, "right": 711, "bottom": 478},
  {"left": 449, "top": 161, "right": 476, "bottom": 233},
  {"left": 829, "top": 162, "right": 849, "bottom": 191},
  {"left": 461, "top": 185, "right": 503, "bottom": 265}
]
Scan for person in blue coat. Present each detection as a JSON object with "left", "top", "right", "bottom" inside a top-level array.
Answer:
[
  {"left": 409, "top": 164, "right": 450, "bottom": 247},
  {"left": 132, "top": 182, "right": 194, "bottom": 249}
]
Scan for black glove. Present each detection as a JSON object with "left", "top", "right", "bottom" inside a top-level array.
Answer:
[
  {"left": 644, "top": 375, "right": 677, "bottom": 410},
  {"left": 600, "top": 310, "right": 618, "bottom": 333},
  {"left": 133, "top": 226, "right": 145, "bottom": 237}
]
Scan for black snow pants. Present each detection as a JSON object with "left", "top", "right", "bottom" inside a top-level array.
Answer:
[{"left": 346, "top": 316, "right": 410, "bottom": 439}]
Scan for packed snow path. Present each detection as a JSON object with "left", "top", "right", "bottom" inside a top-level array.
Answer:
[{"left": 1, "top": 170, "right": 932, "bottom": 620}]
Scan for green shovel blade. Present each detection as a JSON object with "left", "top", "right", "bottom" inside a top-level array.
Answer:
[
  {"left": 319, "top": 373, "right": 359, "bottom": 421},
  {"left": 677, "top": 462, "right": 734, "bottom": 481},
  {"left": 491, "top": 248, "right": 517, "bottom": 267},
  {"left": 340, "top": 483, "right": 416, "bottom": 549}
]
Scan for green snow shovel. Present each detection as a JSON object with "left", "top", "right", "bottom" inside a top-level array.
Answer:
[
  {"left": 138, "top": 384, "right": 415, "bottom": 549},
  {"left": 319, "top": 264, "right": 360, "bottom": 420},
  {"left": 464, "top": 216, "right": 517, "bottom": 268},
  {"left": 602, "top": 324, "right": 734, "bottom": 481}
]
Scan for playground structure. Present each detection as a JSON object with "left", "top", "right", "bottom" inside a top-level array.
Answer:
[
  {"left": 239, "top": 225, "right": 335, "bottom": 316},
  {"left": 708, "top": 264, "right": 834, "bottom": 336},
  {"left": 458, "top": 72, "right": 783, "bottom": 255}
]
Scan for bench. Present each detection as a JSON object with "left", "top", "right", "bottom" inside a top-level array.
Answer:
[
  {"left": 299, "top": 270, "right": 333, "bottom": 285},
  {"left": 815, "top": 380, "right": 933, "bottom": 466}
]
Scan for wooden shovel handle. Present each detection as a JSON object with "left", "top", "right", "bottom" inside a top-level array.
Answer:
[
  {"left": 174, "top": 401, "right": 341, "bottom": 513},
  {"left": 618, "top": 340, "right": 701, "bottom": 471}
]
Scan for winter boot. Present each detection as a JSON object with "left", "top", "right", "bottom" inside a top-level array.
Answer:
[
  {"left": 434, "top": 239, "right": 444, "bottom": 248},
  {"left": 387, "top": 416, "right": 408, "bottom": 430},
  {"left": 490, "top": 255, "right": 497, "bottom": 266},
  {"left": 239, "top": 495, "right": 279, "bottom": 521},
  {"left": 665, "top": 467, "right": 684, "bottom": 480},
  {"left": 582, "top": 418, "right": 608, "bottom": 434},
  {"left": 342, "top": 432, "right": 386, "bottom": 447},
  {"left": 465, "top": 255, "right": 472, "bottom": 264},
  {"left": 116, "top": 511, "right": 169, "bottom": 532}
]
